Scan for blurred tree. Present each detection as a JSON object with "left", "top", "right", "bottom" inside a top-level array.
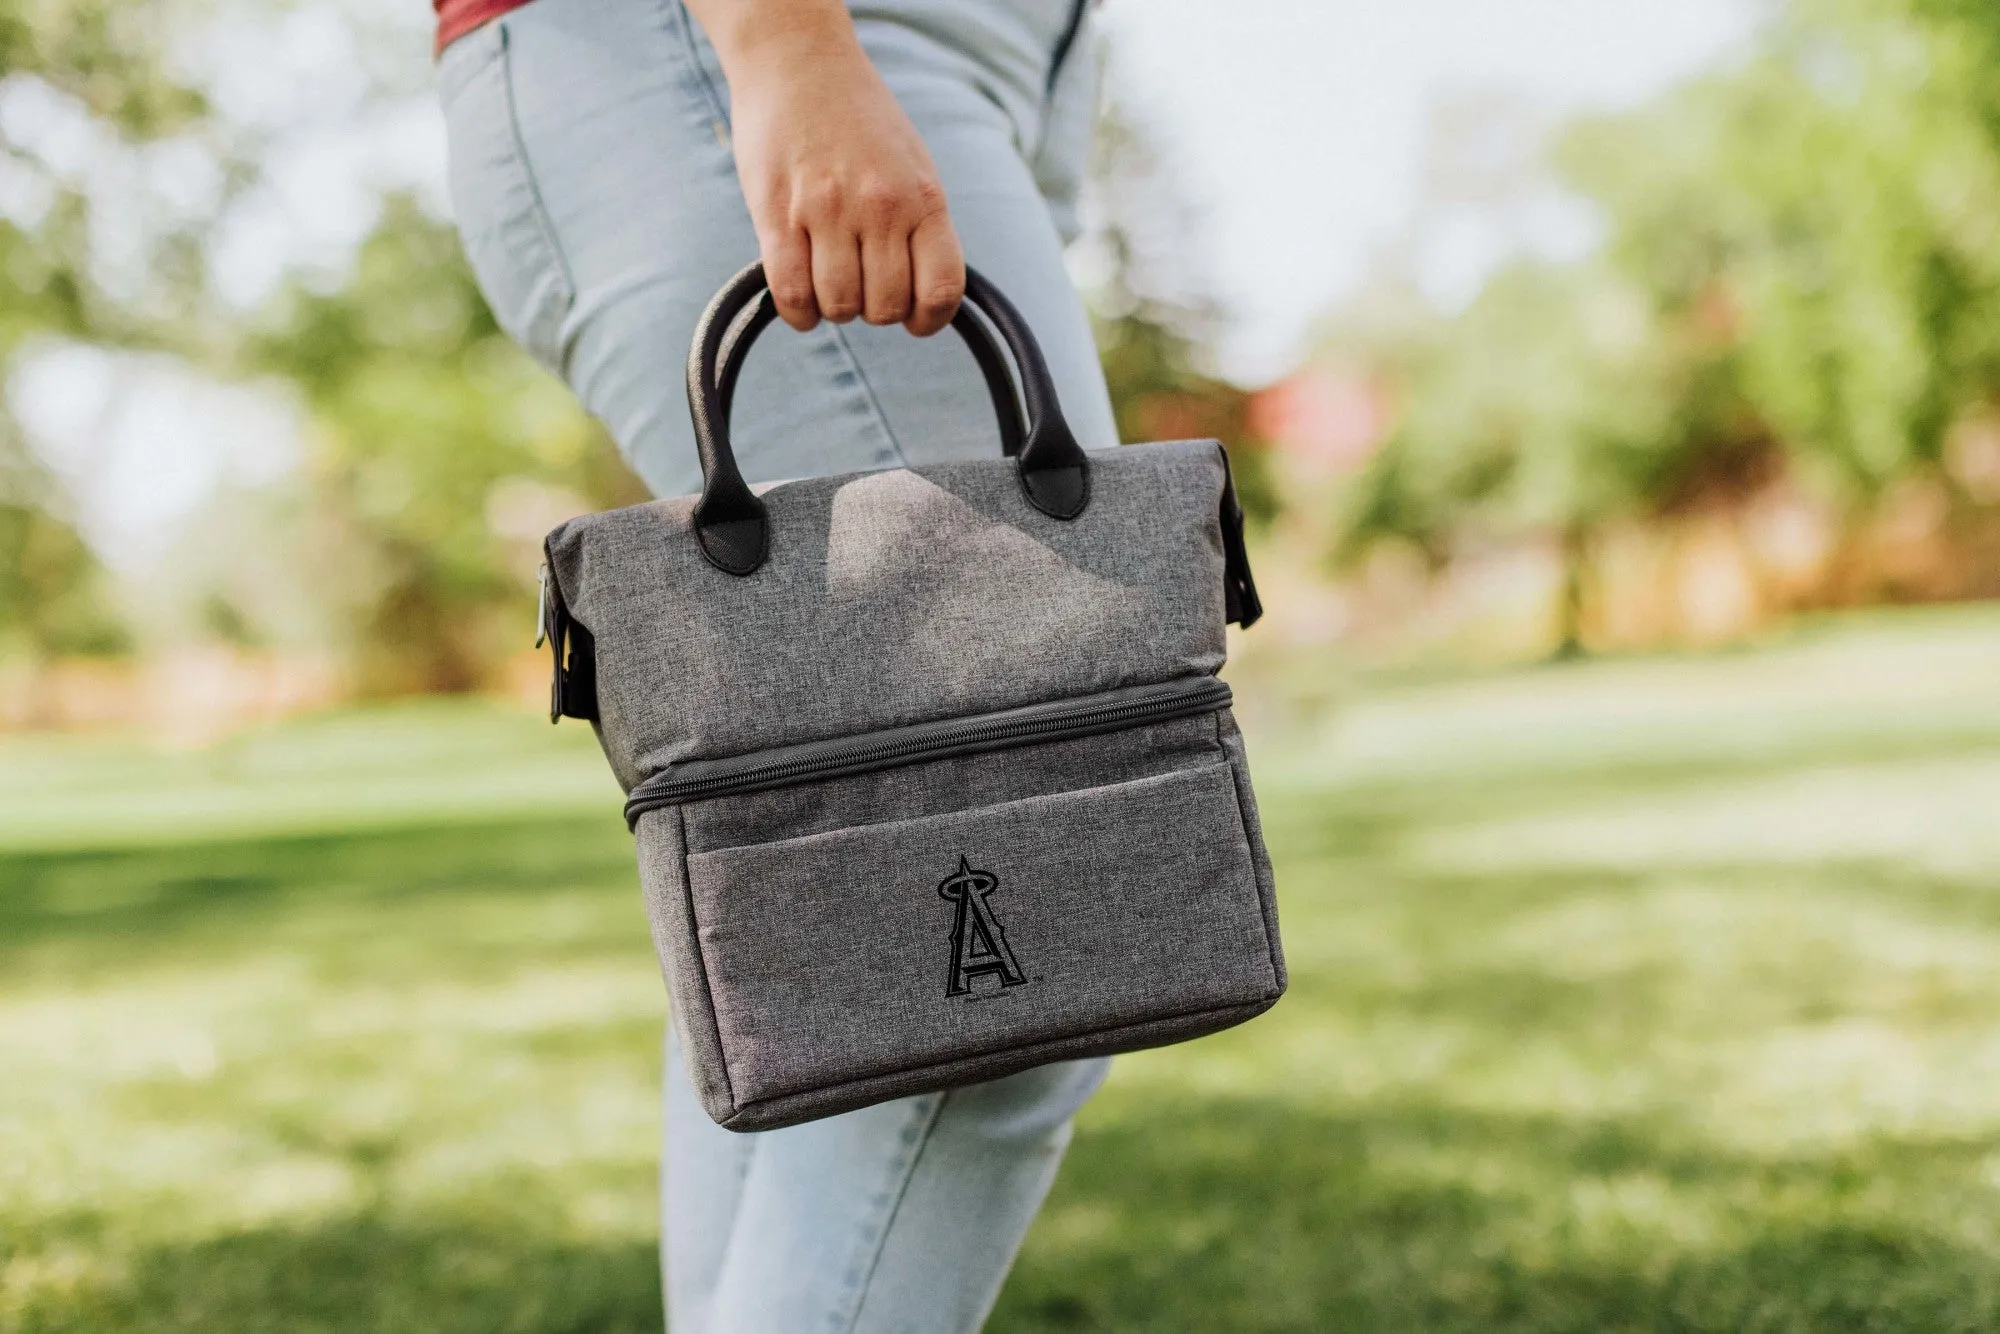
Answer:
[
  {"left": 1339, "top": 258, "right": 1771, "bottom": 654},
  {"left": 1334, "top": 0, "right": 2000, "bottom": 646},
  {"left": 2, "top": 0, "right": 638, "bottom": 694},
  {"left": 245, "top": 194, "right": 643, "bottom": 694},
  {"left": 0, "top": 0, "right": 215, "bottom": 665},
  {"left": 1085, "top": 96, "right": 1274, "bottom": 524},
  {"left": 0, "top": 482, "right": 129, "bottom": 658},
  {"left": 1562, "top": 0, "right": 2000, "bottom": 509}
]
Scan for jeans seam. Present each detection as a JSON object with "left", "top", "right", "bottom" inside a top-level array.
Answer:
[
  {"left": 668, "top": 0, "right": 904, "bottom": 464},
  {"left": 495, "top": 21, "right": 579, "bottom": 363},
  {"left": 835, "top": 1090, "right": 951, "bottom": 1333},
  {"left": 825, "top": 327, "right": 912, "bottom": 466},
  {"left": 668, "top": 0, "right": 732, "bottom": 136}
]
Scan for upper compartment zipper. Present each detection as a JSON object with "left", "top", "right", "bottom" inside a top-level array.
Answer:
[{"left": 623, "top": 676, "right": 1231, "bottom": 828}]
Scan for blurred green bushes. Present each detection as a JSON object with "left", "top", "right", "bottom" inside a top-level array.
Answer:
[
  {"left": 1334, "top": 0, "right": 2000, "bottom": 646},
  {"left": 0, "top": 1, "right": 643, "bottom": 696},
  {"left": 242, "top": 196, "right": 648, "bottom": 693},
  {"left": 14, "top": 0, "right": 2000, "bottom": 694},
  {"left": 0, "top": 1, "right": 1265, "bottom": 701},
  {"left": 0, "top": 0, "right": 204, "bottom": 663}
]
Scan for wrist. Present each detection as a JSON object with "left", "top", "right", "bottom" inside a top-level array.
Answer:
[{"left": 706, "top": 5, "right": 865, "bottom": 89}]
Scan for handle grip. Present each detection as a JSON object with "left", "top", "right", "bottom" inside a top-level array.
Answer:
[{"left": 685, "top": 262, "right": 1091, "bottom": 575}]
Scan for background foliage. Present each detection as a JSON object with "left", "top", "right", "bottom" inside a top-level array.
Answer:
[
  {"left": 7, "top": 0, "right": 2000, "bottom": 679},
  {"left": 9, "top": 4, "right": 2000, "bottom": 1329},
  {"left": 1330, "top": 0, "right": 2000, "bottom": 648}
]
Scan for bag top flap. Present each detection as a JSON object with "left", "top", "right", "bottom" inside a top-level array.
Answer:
[{"left": 544, "top": 438, "right": 1233, "bottom": 791}]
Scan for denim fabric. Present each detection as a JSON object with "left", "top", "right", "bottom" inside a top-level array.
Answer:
[
  {"left": 436, "top": 0, "right": 1118, "bottom": 501},
  {"left": 665, "top": 1028, "right": 1106, "bottom": 1334},
  {"left": 438, "top": 2, "right": 1117, "bottom": 1328}
]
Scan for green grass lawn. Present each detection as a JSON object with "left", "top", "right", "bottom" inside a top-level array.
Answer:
[{"left": 9, "top": 608, "right": 2000, "bottom": 1331}]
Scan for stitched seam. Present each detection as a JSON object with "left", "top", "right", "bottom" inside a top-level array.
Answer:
[
  {"left": 666, "top": 0, "right": 902, "bottom": 466},
  {"left": 1029, "top": 3, "right": 1091, "bottom": 170},
  {"left": 1216, "top": 710, "right": 1283, "bottom": 987},
  {"left": 668, "top": 0, "right": 732, "bottom": 130},
  {"left": 496, "top": 23, "right": 584, "bottom": 376},
  {"left": 734, "top": 994, "right": 1265, "bottom": 1122},
  {"left": 495, "top": 23, "right": 578, "bottom": 359},
  {"left": 1044, "top": 0, "right": 1090, "bottom": 101},
  {"left": 435, "top": 20, "right": 503, "bottom": 97},
  {"left": 675, "top": 804, "right": 739, "bottom": 1111},
  {"left": 826, "top": 325, "right": 912, "bottom": 466},
  {"left": 838, "top": 1091, "right": 951, "bottom": 1333}
]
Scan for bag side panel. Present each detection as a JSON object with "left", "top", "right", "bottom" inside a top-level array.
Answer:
[
  {"left": 1217, "top": 709, "right": 1286, "bottom": 992},
  {"left": 633, "top": 806, "right": 740, "bottom": 1124}
]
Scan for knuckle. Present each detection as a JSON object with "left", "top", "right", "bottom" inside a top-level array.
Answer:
[
  {"left": 769, "top": 275, "right": 815, "bottom": 312},
  {"left": 863, "top": 300, "right": 907, "bottom": 327},
  {"left": 915, "top": 277, "right": 961, "bottom": 315},
  {"left": 796, "top": 176, "right": 843, "bottom": 220},
  {"left": 910, "top": 177, "right": 948, "bottom": 216},
  {"left": 855, "top": 178, "right": 902, "bottom": 223},
  {"left": 772, "top": 284, "right": 820, "bottom": 320}
]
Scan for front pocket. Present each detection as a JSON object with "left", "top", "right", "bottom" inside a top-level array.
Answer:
[{"left": 682, "top": 761, "right": 1280, "bottom": 1105}]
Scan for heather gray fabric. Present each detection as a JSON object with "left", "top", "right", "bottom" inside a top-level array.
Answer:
[
  {"left": 678, "top": 709, "right": 1225, "bottom": 854},
  {"left": 690, "top": 761, "right": 1270, "bottom": 1102},
  {"left": 550, "top": 436, "right": 1285, "bottom": 1131},
  {"left": 544, "top": 438, "right": 1229, "bottom": 790}
]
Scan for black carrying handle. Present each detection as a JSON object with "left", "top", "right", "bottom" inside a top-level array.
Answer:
[{"left": 686, "top": 261, "right": 1091, "bottom": 575}]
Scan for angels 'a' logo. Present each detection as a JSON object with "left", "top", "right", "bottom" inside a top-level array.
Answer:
[{"left": 937, "top": 856, "right": 1028, "bottom": 998}]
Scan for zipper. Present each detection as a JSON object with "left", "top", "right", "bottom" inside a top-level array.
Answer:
[
  {"left": 539, "top": 547, "right": 598, "bottom": 724},
  {"left": 538, "top": 558, "right": 568, "bottom": 724},
  {"left": 624, "top": 676, "right": 1231, "bottom": 828}
]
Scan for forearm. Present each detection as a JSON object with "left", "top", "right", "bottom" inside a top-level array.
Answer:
[
  {"left": 678, "top": 0, "right": 964, "bottom": 336},
  {"left": 681, "top": 0, "right": 865, "bottom": 98}
]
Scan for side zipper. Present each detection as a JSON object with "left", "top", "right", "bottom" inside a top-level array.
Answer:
[
  {"left": 538, "top": 548, "right": 598, "bottom": 724},
  {"left": 623, "top": 676, "right": 1231, "bottom": 828},
  {"left": 1218, "top": 444, "right": 1263, "bottom": 628}
]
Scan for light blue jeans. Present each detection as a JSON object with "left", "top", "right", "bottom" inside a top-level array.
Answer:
[
  {"left": 437, "top": 2, "right": 1114, "bottom": 1329},
  {"left": 439, "top": 0, "right": 1118, "bottom": 499}
]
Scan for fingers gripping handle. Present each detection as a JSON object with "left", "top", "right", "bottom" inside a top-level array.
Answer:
[{"left": 685, "top": 261, "right": 1091, "bottom": 576}]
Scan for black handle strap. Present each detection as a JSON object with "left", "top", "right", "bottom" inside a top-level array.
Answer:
[
  {"left": 685, "top": 261, "right": 1090, "bottom": 575},
  {"left": 713, "top": 288, "right": 1027, "bottom": 459}
]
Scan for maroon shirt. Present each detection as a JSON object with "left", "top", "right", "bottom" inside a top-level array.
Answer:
[{"left": 435, "top": 0, "right": 531, "bottom": 54}]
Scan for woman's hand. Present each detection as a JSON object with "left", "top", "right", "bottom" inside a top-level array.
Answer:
[{"left": 688, "top": 0, "right": 964, "bottom": 336}]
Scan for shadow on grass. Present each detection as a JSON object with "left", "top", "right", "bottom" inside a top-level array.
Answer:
[
  {"left": 997, "top": 1095, "right": 2000, "bottom": 1334},
  {"left": 16, "top": 1095, "right": 1997, "bottom": 1334},
  {"left": 17, "top": 1203, "right": 661, "bottom": 1334},
  {"left": 0, "top": 812, "right": 635, "bottom": 968},
  {"left": 13, "top": 721, "right": 2000, "bottom": 1332}
]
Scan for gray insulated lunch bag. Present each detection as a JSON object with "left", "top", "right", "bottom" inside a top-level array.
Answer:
[{"left": 538, "top": 263, "right": 1285, "bottom": 1131}]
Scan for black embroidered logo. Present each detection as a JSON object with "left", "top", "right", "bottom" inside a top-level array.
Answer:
[{"left": 938, "top": 856, "right": 1027, "bottom": 998}]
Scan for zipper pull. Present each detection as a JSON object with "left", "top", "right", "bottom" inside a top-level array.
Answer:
[
  {"left": 535, "top": 563, "right": 550, "bottom": 648},
  {"left": 539, "top": 561, "right": 569, "bottom": 724}
]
